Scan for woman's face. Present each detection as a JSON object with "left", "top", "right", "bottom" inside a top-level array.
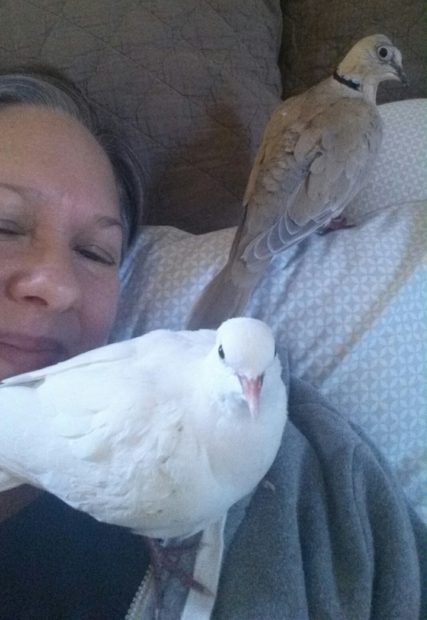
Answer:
[{"left": 0, "top": 104, "right": 123, "bottom": 380}]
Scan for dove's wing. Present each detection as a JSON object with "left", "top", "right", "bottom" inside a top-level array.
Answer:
[
  {"left": 238, "top": 82, "right": 383, "bottom": 264},
  {"left": 0, "top": 470, "right": 22, "bottom": 492},
  {"left": 0, "top": 330, "right": 216, "bottom": 530},
  {"left": 0, "top": 337, "right": 155, "bottom": 495},
  {"left": 242, "top": 93, "right": 303, "bottom": 207},
  {"left": 1, "top": 335, "right": 147, "bottom": 387},
  {"left": 2, "top": 328, "right": 214, "bottom": 386}
]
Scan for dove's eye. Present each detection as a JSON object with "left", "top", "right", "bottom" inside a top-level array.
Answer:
[
  {"left": 218, "top": 345, "right": 225, "bottom": 360},
  {"left": 378, "top": 46, "right": 390, "bottom": 60}
]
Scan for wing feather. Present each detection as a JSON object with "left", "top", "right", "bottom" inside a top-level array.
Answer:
[{"left": 237, "top": 91, "right": 382, "bottom": 265}]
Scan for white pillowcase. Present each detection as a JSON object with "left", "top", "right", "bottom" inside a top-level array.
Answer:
[{"left": 112, "top": 99, "right": 427, "bottom": 521}]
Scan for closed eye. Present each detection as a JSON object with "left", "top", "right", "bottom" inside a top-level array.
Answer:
[
  {"left": 0, "top": 219, "right": 24, "bottom": 236},
  {"left": 76, "top": 245, "right": 118, "bottom": 266}
]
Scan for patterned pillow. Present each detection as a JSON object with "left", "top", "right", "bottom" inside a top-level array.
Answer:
[{"left": 112, "top": 99, "right": 427, "bottom": 521}]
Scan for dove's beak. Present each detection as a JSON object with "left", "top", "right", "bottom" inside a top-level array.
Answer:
[
  {"left": 239, "top": 374, "right": 264, "bottom": 419},
  {"left": 392, "top": 61, "right": 408, "bottom": 86}
]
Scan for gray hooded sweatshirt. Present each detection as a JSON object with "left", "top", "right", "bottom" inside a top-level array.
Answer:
[{"left": 125, "top": 352, "right": 426, "bottom": 619}]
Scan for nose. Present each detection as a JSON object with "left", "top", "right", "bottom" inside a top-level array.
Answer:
[{"left": 7, "top": 246, "right": 81, "bottom": 313}]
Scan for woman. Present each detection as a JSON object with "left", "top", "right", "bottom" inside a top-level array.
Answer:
[
  {"left": 0, "top": 69, "right": 425, "bottom": 620},
  {"left": 0, "top": 69, "right": 149, "bottom": 618}
]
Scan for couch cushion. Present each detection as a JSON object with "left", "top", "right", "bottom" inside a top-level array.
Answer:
[{"left": 0, "top": 0, "right": 283, "bottom": 233}]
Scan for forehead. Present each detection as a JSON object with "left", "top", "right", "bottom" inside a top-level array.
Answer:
[{"left": 0, "top": 103, "right": 120, "bottom": 220}]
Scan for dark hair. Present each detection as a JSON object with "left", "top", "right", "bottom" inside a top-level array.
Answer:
[{"left": 0, "top": 67, "right": 144, "bottom": 249}]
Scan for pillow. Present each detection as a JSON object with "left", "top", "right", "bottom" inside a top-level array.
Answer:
[
  {"left": 0, "top": 0, "right": 283, "bottom": 233},
  {"left": 112, "top": 99, "right": 427, "bottom": 521}
]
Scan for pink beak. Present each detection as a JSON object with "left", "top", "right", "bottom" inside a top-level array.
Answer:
[{"left": 238, "top": 374, "right": 264, "bottom": 419}]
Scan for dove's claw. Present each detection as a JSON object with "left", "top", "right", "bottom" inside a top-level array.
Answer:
[
  {"left": 144, "top": 536, "right": 212, "bottom": 599},
  {"left": 318, "top": 215, "right": 356, "bottom": 234}
]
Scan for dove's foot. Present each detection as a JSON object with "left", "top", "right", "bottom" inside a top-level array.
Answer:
[
  {"left": 318, "top": 215, "right": 356, "bottom": 234},
  {"left": 144, "top": 537, "right": 211, "bottom": 596}
]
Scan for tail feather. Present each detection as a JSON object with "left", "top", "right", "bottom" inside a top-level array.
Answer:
[
  {"left": 0, "top": 470, "right": 22, "bottom": 492},
  {"left": 0, "top": 386, "right": 44, "bottom": 492},
  {"left": 186, "top": 263, "right": 264, "bottom": 330},
  {"left": 187, "top": 207, "right": 268, "bottom": 330}
]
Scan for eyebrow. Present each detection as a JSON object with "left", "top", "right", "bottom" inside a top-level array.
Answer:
[
  {"left": 0, "top": 182, "right": 26, "bottom": 200},
  {"left": 0, "top": 182, "right": 38, "bottom": 198},
  {"left": 0, "top": 182, "right": 124, "bottom": 232},
  {"left": 95, "top": 215, "right": 124, "bottom": 232}
]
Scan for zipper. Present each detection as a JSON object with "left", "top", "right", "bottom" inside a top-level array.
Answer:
[
  {"left": 125, "top": 564, "right": 154, "bottom": 620},
  {"left": 124, "top": 518, "right": 225, "bottom": 620}
]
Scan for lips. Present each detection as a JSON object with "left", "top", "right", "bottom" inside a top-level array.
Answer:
[{"left": 0, "top": 331, "right": 68, "bottom": 377}]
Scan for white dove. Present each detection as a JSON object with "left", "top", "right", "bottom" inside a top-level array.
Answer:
[
  {"left": 0, "top": 317, "right": 286, "bottom": 543},
  {"left": 187, "top": 34, "right": 406, "bottom": 329}
]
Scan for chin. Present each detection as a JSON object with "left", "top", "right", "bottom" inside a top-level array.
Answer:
[
  {"left": 0, "top": 353, "right": 61, "bottom": 381},
  {"left": 0, "top": 360, "right": 22, "bottom": 381}
]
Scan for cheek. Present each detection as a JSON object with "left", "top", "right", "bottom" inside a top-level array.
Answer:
[{"left": 77, "top": 275, "right": 120, "bottom": 350}]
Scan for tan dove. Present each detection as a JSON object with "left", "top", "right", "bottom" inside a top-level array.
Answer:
[{"left": 188, "top": 34, "right": 406, "bottom": 330}]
